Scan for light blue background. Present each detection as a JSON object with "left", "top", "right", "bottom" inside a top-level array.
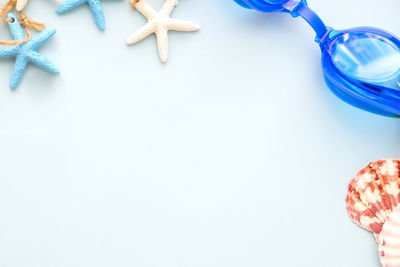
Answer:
[{"left": 0, "top": 0, "right": 399, "bottom": 266}]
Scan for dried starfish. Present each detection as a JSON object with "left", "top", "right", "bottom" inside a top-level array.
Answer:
[
  {"left": 127, "top": 0, "right": 199, "bottom": 63},
  {"left": 0, "top": 13, "right": 59, "bottom": 89},
  {"left": 56, "top": 0, "right": 105, "bottom": 30}
]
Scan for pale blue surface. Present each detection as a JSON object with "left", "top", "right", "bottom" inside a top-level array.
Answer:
[
  {"left": 0, "top": 1, "right": 398, "bottom": 267},
  {"left": 56, "top": 0, "right": 106, "bottom": 30},
  {"left": 0, "top": 13, "right": 59, "bottom": 90}
]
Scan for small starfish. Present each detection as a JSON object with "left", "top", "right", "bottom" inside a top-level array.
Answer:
[
  {"left": 0, "top": 13, "right": 59, "bottom": 90},
  {"left": 127, "top": 0, "right": 199, "bottom": 63},
  {"left": 16, "top": 0, "right": 28, "bottom": 11},
  {"left": 56, "top": 0, "right": 105, "bottom": 30}
]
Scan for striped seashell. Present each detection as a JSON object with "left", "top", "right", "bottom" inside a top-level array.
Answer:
[
  {"left": 346, "top": 159, "right": 400, "bottom": 234},
  {"left": 379, "top": 205, "right": 400, "bottom": 266}
]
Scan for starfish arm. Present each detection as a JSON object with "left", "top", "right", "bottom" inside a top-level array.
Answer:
[
  {"left": 126, "top": 22, "right": 156, "bottom": 45},
  {"left": 134, "top": 0, "right": 157, "bottom": 20},
  {"left": 9, "top": 55, "right": 28, "bottom": 90},
  {"left": 0, "top": 46, "right": 18, "bottom": 58},
  {"left": 167, "top": 19, "right": 200, "bottom": 32},
  {"left": 160, "top": 0, "right": 178, "bottom": 16},
  {"left": 26, "top": 29, "right": 56, "bottom": 50},
  {"left": 88, "top": 0, "right": 106, "bottom": 30},
  {"left": 28, "top": 52, "right": 60, "bottom": 74},
  {"left": 156, "top": 29, "right": 168, "bottom": 63},
  {"left": 7, "top": 13, "right": 25, "bottom": 41},
  {"left": 16, "top": 0, "right": 29, "bottom": 11},
  {"left": 56, "top": 0, "right": 88, "bottom": 14}
]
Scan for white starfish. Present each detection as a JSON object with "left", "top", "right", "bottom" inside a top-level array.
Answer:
[
  {"left": 127, "top": 0, "right": 199, "bottom": 63},
  {"left": 16, "top": 0, "right": 29, "bottom": 11}
]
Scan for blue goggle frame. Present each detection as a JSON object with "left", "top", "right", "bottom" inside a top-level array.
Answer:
[{"left": 234, "top": 0, "right": 400, "bottom": 118}]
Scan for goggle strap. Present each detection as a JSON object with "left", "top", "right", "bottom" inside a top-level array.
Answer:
[{"left": 290, "top": 2, "right": 328, "bottom": 42}]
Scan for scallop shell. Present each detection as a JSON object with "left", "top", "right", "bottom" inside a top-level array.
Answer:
[
  {"left": 346, "top": 159, "right": 400, "bottom": 234},
  {"left": 379, "top": 205, "right": 400, "bottom": 266}
]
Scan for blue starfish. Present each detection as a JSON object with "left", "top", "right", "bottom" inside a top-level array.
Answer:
[
  {"left": 0, "top": 13, "right": 59, "bottom": 90},
  {"left": 56, "top": 0, "right": 105, "bottom": 31}
]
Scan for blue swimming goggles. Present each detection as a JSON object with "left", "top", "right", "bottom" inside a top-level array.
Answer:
[{"left": 234, "top": 0, "right": 400, "bottom": 118}]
